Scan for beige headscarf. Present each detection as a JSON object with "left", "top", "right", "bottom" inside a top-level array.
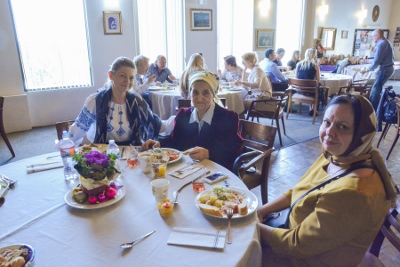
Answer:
[
  {"left": 188, "top": 71, "right": 224, "bottom": 106},
  {"left": 322, "top": 95, "right": 398, "bottom": 207}
]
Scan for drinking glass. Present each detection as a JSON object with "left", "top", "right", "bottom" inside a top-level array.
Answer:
[{"left": 151, "top": 154, "right": 169, "bottom": 178}]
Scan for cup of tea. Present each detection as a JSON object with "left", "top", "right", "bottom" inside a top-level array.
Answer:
[
  {"left": 151, "top": 178, "right": 170, "bottom": 202},
  {"left": 138, "top": 152, "right": 152, "bottom": 174}
]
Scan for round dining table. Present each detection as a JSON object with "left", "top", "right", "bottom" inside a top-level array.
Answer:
[
  {"left": 319, "top": 73, "right": 353, "bottom": 96},
  {"left": 0, "top": 150, "right": 262, "bottom": 266},
  {"left": 148, "top": 86, "right": 247, "bottom": 119}
]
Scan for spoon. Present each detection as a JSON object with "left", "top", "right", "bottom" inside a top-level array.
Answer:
[{"left": 120, "top": 230, "right": 155, "bottom": 249}]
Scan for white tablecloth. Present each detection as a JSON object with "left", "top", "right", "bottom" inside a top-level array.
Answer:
[
  {"left": 320, "top": 73, "right": 353, "bottom": 96},
  {"left": 149, "top": 87, "right": 247, "bottom": 119},
  {"left": 0, "top": 152, "right": 261, "bottom": 267}
]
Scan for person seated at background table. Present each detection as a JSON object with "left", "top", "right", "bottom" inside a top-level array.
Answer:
[
  {"left": 68, "top": 56, "right": 161, "bottom": 146},
  {"left": 273, "top": 48, "right": 287, "bottom": 71},
  {"left": 217, "top": 55, "right": 246, "bottom": 82},
  {"left": 260, "top": 48, "right": 288, "bottom": 92},
  {"left": 145, "top": 71, "right": 243, "bottom": 171},
  {"left": 235, "top": 52, "right": 272, "bottom": 112},
  {"left": 257, "top": 94, "right": 398, "bottom": 267},
  {"left": 179, "top": 53, "right": 208, "bottom": 99},
  {"left": 144, "top": 55, "right": 176, "bottom": 84},
  {"left": 133, "top": 55, "right": 157, "bottom": 108},
  {"left": 286, "top": 50, "right": 300, "bottom": 71},
  {"left": 295, "top": 48, "right": 322, "bottom": 115}
]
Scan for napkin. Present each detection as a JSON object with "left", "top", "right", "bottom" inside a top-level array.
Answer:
[
  {"left": 26, "top": 161, "right": 64, "bottom": 174},
  {"left": 167, "top": 227, "right": 226, "bottom": 249},
  {"left": 169, "top": 165, "right": 203, "bottom": 179}
]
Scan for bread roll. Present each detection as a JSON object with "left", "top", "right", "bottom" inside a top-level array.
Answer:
[
  {"left": 198, "top": 203, "right": 223, "bottom": 217},
  {"left": 238, "top": 200, "right": 248, "bottom": 216}
]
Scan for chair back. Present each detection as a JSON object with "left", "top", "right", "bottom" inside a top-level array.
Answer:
[
  {"left": 360, "top": 195, "right": 400, "bottom": 266},
  {"left": 55, "top": 120, "right": 75, "bottom": 140},
  {"left": 233, "top": 119, "right": 276, "bottom": 204},
  {"left": 287, "top": 78, "right": 320, "bottom": 124}
]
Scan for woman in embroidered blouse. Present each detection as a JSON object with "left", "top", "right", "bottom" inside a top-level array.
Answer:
[
  {"left": 257, "top": 95, "right": 398, "bottom": 267},
  {"left": 217, "top": 55, "right": 245, "bottom": 82},
  {"left": 235, "top": 52, "right": 272, "bottom": 111},
  {"left": 179, "top": 53, "right": 208, "bottom": 99},
  {"left": 68, "top": 56, "right": 162, "bottom": 146},
  {"left": 146, "top": 71, "right": 243, "bottom": 171}
]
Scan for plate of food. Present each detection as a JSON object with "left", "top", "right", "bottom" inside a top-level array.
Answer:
[
  {"left": 151, "top": 148, "right": 182, "bottom": 164},
  {"left": 79, "top": 143, "right": 108, "bottom": 153},
  {"left": 64, "top": 185, "right": 126, "bottom": 210},
  {"left": 0, "top": 244, "right": 34, "bottom": 267},
  {"left": 195, "top": 186, "right": 258, "bottom": 219}
]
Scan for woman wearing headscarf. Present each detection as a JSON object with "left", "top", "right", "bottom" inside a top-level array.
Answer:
[
  {"left": 145, "top": 71, "right": 243, "bottom": 171},
  {"left": 257, "top": 94, "right": 398, "bottom": 267}
]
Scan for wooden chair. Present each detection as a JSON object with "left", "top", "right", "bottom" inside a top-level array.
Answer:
[
  {"left": 337, "top": 72, "right": 373, "bottom": 98},
  {"left": 55, "top": 120, "right": 75, "bottom": 140},
  {"left": 286, "top": 78, "right": 321, "bottom": 124},
  {"left": 177, "top": 98, "right": 226, "bottom": 110},
  {"left": 245, "top": 95, "right": 287, "bottom": 147},
  {"left": 359, "top": 195, "right": 400, "bottom": 267},
  {"left": 0, "top": 97, "right": 15, "bottom": 157},
  {"left": 232, "top": 119, "right": 276, "bottom": 204}
]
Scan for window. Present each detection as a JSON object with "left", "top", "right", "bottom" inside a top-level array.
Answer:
[
  {"left": 133, "top": 0, "right": 184, "bottom": 76},
  {"left": 10, "top": 0, "right": 92, "bottom": 91},
  {"left": 217, "top": 0, "right": 253, "bottom": 70},
  {"left": 275, "top": 0, "right": 304, "bottom": 60}
]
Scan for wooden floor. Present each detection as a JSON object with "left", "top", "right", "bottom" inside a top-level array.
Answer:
[{"left": 251, "top": 124, "right": 400, "bottom": 266}]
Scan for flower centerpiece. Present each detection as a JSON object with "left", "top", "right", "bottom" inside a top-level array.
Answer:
[{"left": 73, "top": 150, "right": 120, "bottom": 197}]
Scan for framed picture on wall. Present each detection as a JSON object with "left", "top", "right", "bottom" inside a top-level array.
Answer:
[
  {"left": 103, "top": 11, "right": 122, "bottom": 35},
  {"left": 341, "top": 30, "right": 348, "bottom": 39},
  {"left": 352, "top": 28, "right": 389, "bottom": 58},
  {"left": 255, "top": 29, "right": 274, "bottom": 50},
  {"left": 190, "top": 9, "right": 212, "bottom": 31}
]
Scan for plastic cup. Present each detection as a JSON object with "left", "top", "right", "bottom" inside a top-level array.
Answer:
[
  {"left": 151, "top": 154, "right": 169, "bottom": 178},
  {"left": 127, "top": 148, "right": 138, "bottom": 167},
  {"left": 157, "top": 199, "right": 174, "bottom": 217},
  {"left": 151, "top": 178, "right": 170, "bottom": 202}
]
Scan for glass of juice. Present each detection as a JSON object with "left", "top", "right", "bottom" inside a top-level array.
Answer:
[
  {"left": 127, "top": 148, "right": 138, "bottom": 167},
  {"left": 151, "top": 154, "right": 169, "bottom": 178}
]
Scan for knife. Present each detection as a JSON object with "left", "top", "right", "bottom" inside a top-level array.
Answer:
[{"left": 120, "top": 230, "right": 156, "bottom": 248}]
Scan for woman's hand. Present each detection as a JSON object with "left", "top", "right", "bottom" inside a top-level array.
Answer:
[
  {"left": 187, "top": 146, "right": 209, "bottom": 161},
  {"left": 141, "top": 139, "right": 160, "bottom": 151}
]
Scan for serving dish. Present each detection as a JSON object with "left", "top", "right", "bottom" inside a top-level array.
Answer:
[{"left": 64, "top": 186, "right": 125, "bottom": 209}]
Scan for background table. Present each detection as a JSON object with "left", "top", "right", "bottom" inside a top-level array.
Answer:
[
  {"left": 0, "top": 151, "right": 261, "bottom": 267},
  {"left": 149, "top": 87, "right": 247, "bottom": 119},
  {"left": 320, "top": 73, "right": 353, "bottom": 96}
]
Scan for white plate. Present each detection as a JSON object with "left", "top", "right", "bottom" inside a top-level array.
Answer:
[
  {"left": 161, "top": 148, "right": 182, "bottom": 164},
  {"left": 195, "top": 186, "right": 258, "bottom": 219},
  {"left": 64, "top": 186, "right": 126, "bottom": 209},
  {"left": 148, "top": 86, "right": 163, "bottom": 91},
  {"left": 0, "top": 244, "right": 35, "bottom": 266}
]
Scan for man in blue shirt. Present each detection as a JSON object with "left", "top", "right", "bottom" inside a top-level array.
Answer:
[
  {"left": 144, "top": 55, "right": 176, "bottom": 84},
  {"left": 260, "top": 48, "right": 288, "bottom": 91},
  {"left": 362, "top": 29, "right": 394, "bottom": 110}
]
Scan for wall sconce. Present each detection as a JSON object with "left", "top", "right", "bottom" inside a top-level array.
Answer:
[
  {"left": 318, "top": 4, "right": 329, "bottom": 16},
  {"left": 259, "top": 0, "right": 270, "bottom": 16},
  {"left": 359, "top": 8, "right": 368, "bottom": 19}
]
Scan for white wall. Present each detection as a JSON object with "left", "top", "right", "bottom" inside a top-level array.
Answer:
[{"left": 185, "top": 0, "right": 217, "bottom": 72}]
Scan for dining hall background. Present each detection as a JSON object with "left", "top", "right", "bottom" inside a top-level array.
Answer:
[{"left": 1, "top": 0, "right": 400, "bottom": 134}]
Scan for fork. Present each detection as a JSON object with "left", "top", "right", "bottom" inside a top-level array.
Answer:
[
  {"left": 227, "top": 208, "right": 233, "bottom": 244},
  {"left": 1, "top": 175, "right": 17, "bottom": 189}
]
